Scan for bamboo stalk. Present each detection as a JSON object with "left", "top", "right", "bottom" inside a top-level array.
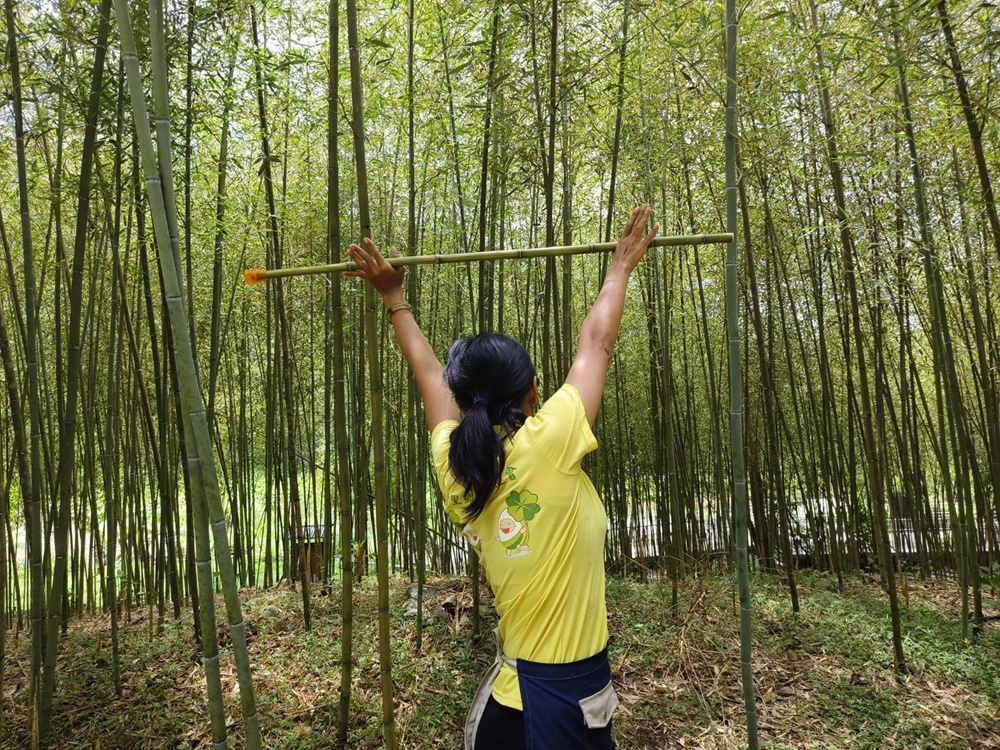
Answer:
[
  {"left": 103, "top": 81, "right": 124, "bottom": 695},
  {"left": 2, "top": 0, "right": 44, "bottom": 740},
  {"left": 40, "top": 0, "right": 113, "bottom": 735},
  {"left": 345, "top": 0, "right": 398, "bottom": 743},
  {"left": 725, "top": 0, "right": 759, "bottom": 746},
  {"left": 115, "top": 2, "right": 230, "bottom": 744},
  {"left": 115, "top": 0, "right": 262, "bottom": 744},
  {"left": 244, "top": 233, "right": 734, "bottom": 283}
]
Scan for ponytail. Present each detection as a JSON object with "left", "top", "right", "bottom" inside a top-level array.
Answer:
[{"left": 444, "top": 333, "right": 536, "bottom": 519}]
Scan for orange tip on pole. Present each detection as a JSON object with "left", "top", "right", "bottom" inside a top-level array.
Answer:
[{"left": 244, "top": 268, "right": 268, "bottom": 285}]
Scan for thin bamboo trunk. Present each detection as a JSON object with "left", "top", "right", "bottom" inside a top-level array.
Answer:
[
  {"left": 0, "top": 292, "right": 35, "bottom": 705},
  {"left": 654, "top": 253, "right": 683, "bottom": 599},
  {"left": 184, "top": 0, "right": 197, "bottom": 352},
  {"left": 1, "top": 0, "right": 44, "bottom": 737},
  {"left": 437, "top": 8, "right": 471, "bottom": 257},
  {"left": 810, "top": 0, "right": 904, "bottom": 671},
  {"left": 345, "top": 0, "right": 398, "bottom": 743},
  {"left": 328, "top": 0, "right": 356, "bottom": 741},
  {"left": 558, "top": 1, "right": 573, "bottom": 382},
  {"left": 208, "top": 50, "right": 237, "bottom": 433},
  {"left": 39, "top": 1, "right": 112, "bottom": 736},
  {"left": 103, "top": 67, "right": 125, "bottom": 695},
  {"left": 0, "top": 469, "right": 6, "bottom": 713},
  {"left": 250, "top": 3, "right": 312, "bottom": 631},
  {"left": 726, "top": 2, "right": 760, "bottom": 746},
  {"left": 893, "top": 16, "right": 981, "bottom": 635},
  {"left": 476, "top": 2, "right": 501, "bottom": 332},
  {"left": 406, "top": 0, "right": 426, "bottom": 653},
  {"left": 742, "top": 156, "right": 798, "bottom": 610},
  {"left": 115, "top": 0, "right": 262, "bottom": 743},
  {"left": 605, "top": 1, "right": 628, "bottom": 245},
  {"left": 540, "top": 0, "right": 558, "bottom": 390},
  {"left": 936, "top": 0, "right": 1000, "bottom": 264}
]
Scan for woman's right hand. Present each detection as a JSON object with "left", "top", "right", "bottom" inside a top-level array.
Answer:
[
  {"left": 345, "top": 237, "right": 458, "bottom": 428},
  {"left": 345, "top": 237, "right": 407, "bottom": 305},
  {"left": 610, "top": 205, "right": 659, "bottom": 276}
]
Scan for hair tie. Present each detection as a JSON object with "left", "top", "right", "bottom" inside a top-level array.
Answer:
[{"left": 472, "top": 397, "right": 490, "bottom": 409}]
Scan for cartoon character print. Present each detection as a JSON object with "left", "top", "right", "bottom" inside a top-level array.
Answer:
[
  {"left": 445, "top": 495, "right": 464, "bottom": 530},
  {"left": 497, "top": 490, "right": 541, "bottom": 558},
  {"left": 497, "top": 509, "right": 527, "bottom": 556},
  {"left": 462, "top": 523, "right": 481, "bottom": 548},
  {"left": 445, "top": 494, "right": 481, "bottom": 549}
]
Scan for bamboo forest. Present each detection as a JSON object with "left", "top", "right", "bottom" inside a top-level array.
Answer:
[{"left": 1, "top": 0, "right": 999, "bottom": 746}]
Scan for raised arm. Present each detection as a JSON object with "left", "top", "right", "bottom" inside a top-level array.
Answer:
[
  {"left": 346, "top": 237, "right": 460, "bottom": 430},
  {"left": 566, "top": 205, "right": 659, "bottom": 425}
]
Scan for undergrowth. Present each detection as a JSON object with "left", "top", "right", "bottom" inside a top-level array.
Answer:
[{"left": 1, "top": 571, "right": 997, "bottom": 749}]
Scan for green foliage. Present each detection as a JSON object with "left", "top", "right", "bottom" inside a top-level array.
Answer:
[
  {"left": 2, "top": 573, "right": 998, "bottom": 748},
  {"left": 3, "top": 0, "right": 1000, "bottom": 741}
]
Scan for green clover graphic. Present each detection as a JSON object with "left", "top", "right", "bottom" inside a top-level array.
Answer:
[{"left": 505, "top": 490, "right": 541, "bottom": 522}]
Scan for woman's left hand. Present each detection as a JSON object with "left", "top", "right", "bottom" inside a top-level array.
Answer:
[
  {"left": 345, "top": 237, "right": 406, "bottom": 302},
  {"left": 609, "top": 205, "right": 658, "bottom": 277}
]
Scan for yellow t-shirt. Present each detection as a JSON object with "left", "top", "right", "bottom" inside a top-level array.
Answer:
[{"left": 431, "top": 383, "right": 609, "bottom": 710}]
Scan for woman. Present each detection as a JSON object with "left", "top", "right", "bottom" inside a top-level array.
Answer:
[{"left": 347, "top": 205, "right": 659, "bottom": 750}]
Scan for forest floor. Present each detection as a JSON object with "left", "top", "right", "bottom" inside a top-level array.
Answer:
[{"left": 1, "top": 570, "right": 999, "bottom": 749}]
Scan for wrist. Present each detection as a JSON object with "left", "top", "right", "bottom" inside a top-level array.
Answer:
[
  {"left": 385, "top": 300, "right": 414, "bottom": 321},
  {"left": 606, "top": 262, "right": 632, "bottom": 282},
  {"left": 381, "top": 289, "right": 406, "bottom": 308}
]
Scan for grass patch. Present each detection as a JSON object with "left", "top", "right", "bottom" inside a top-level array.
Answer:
[{"left": 2, "top": 572, "right": 998, "bottom": 748}]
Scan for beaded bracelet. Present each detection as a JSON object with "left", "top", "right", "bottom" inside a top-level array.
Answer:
[{"left": 386, "top": 301, "right": 414, "bottom": 319}]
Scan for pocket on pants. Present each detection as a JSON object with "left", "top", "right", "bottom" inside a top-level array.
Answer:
[{"left": 579, "top": 681, "right": 619, "bottom": 729}]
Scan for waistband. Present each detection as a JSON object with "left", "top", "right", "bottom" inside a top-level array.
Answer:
[{"left": 514, "top": 647, "right": 610, "bottom": 680}]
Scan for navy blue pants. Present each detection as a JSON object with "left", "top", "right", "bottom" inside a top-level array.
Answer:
[{"left": 475, "top": 650, "right": 617, "bottom": 750}]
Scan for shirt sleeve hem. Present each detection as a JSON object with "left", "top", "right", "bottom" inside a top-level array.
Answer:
[
  {"left": 561, "top": 383, "right": 599, "bottom": 453},
  {"left": 430, "top": 419, "right": 459, "bottom": 442},
  {"left": 523, "top": 384, "right": 599, "bottom": 474}
]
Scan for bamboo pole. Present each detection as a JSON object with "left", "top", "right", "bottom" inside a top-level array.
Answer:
[
  {"left": 40, "top": 0, "right": 113, "bottom": 736},
  {"left": 894, "top": 10, "right": 980, "bottom": 636},
  {"left": 725, "top": 0, "right": 759, "bottom": 747},
  {"left": 116, "top": 2, "right": 231, "bottom": 743},
  {"left": 345, "top": 0, "right": 398, "bottom": 743},
  {"left": 103, "top": 84, "right": 124, "bottom": 695},
  {"left": 244, "top": 233, "right": 733, "bottom": 284},
  {"left": 2, "top": 0, "right": 44, "bottom": 741},
  {"left": 149, "top": 0, "right": 264, "bottom": 731},
  {"left": 406, "top": 0, "right": 425, "bottom": 652},
  {"left": 115, "top": 0, "right": 262, "bottom": 744}
]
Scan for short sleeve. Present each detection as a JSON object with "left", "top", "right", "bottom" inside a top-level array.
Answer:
[
  {"left": 520, "top": 383, "right": 598, "bottom": 474},
  {"left": 430, "top": 419, "right": 468, "bottom": 531},
  {"left": 430, "top": 419, "right": 458, "bottom": 481}
]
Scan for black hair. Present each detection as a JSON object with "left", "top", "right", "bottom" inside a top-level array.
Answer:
[{"left": 444, "top": 332, "right": 536, "bottom": 520}]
